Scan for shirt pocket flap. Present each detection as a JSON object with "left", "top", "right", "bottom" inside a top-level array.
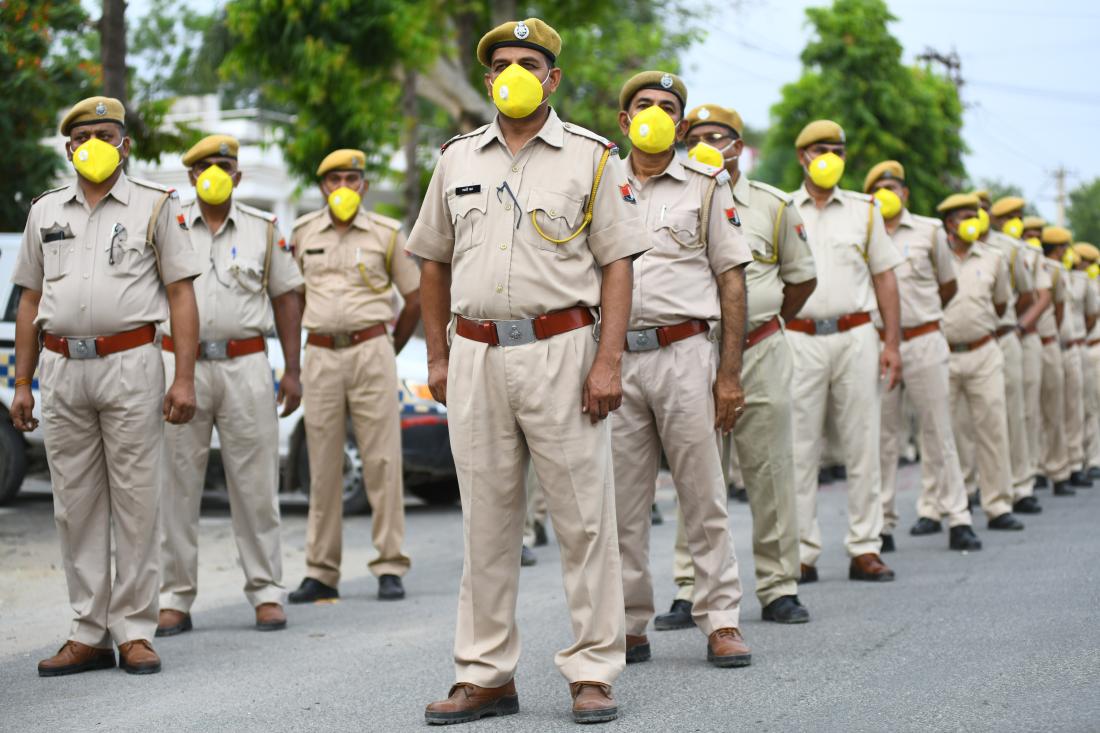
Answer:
[
  {"left": 447, "top": 188, "right": 489, "bottom": 222},
  {"left": 656, "top": 212, "right": 702, "bottom": 247},
  {"left": 525, "top": 189, "right": 584, "bottom": 230}
]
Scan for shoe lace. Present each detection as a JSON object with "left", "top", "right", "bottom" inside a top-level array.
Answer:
[{"left": 712, "top": 628, "right": 742, "bottom": 641}]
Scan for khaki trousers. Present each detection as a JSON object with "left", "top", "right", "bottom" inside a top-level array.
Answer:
[
  {"left": 39, "top": 343, "right": 165, "bottom": 647},
  {"left": 160, "top": 352, "right": 286, "bottom": 612},
  {"left": 1040, "top": 341, "right": 1070, "bottom": 482},
  {"left": 613, "top": 334, "right": 742, "bottom": 637},
  {"left": 671, "top": 330, "right": 800, "bottom": 607},
  {"left": 998, "top": 333, "right": 1033, "bottom": 500},
  {"left": 1062, "top": 345, "right": 1086, "bottom": 473},
  {"left": 882, "top": 332, "right": 971, "bottom": 531},
  {"left": 789, "top": 324, "right": 884, "bottom": 565},
  {"left": 721, "top": 433, "right": 744, "bottom": 488},
  {"left": 1021, "top": 333, "right": 1043, "bottom": 484},
  {"left": 302, "top": 334, "right": 409, "bottom": 587},
  {"left": 447, "top": 326, "right": 624, "bottom": 687},
  {"left": 1086, "top": 344, "right": 1100, "bottom": 469},
  {"left": 522, "top": 463, "right": 549, "bottom": 548},
  {"left": 947, "top": 340, "right": 1014, "bottom": 519}
]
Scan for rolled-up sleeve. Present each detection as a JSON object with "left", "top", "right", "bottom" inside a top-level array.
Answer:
[{"left": 406, "top": 156, "right": 456, "bottom": 264}]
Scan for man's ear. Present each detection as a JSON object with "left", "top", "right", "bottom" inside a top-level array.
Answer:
[
  {"left": 360, "top": 180, "right": 370, "bottom": 195},
  {"left": 617, "top": 110, "right": 631, "bottom": 138},
  {"left": 484, "top": 72, "right": 493, "bottom": 98},
  {"left": 188, "top": 169, "right": 198, "bottom": 187},
  {"left": 232, "top": 170, "right": 243, "bottom": 187},
  {"left": 546, "top": 67, "right": 562, "bottom": 94},
  {"left": 674, "top": 118, "right": 691, "bottom": 143},
  {"left": 120, "top": 137, "right": 132, "bottom": 159},
  {"left": 901, "top": 186, "right": 911, "bottom": 205}
]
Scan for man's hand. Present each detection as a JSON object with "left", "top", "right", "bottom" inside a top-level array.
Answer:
[
  {"left": 582, "top": 357, "right": 623, "bottom": 424},
  {"left": 163, "top": 377, "right": 196, "bottom": 424},
  {"left": 10, "top": 386, "right": 37, "bottom": 432},
  {"left": 713, "top": 372, "right": 746, "bottom": 434},
  {"left": 880, "top": 345, "right": 902, "bottom": 391},
  {"left": 428, "top": 358, "right": 449, "bottom": 406},
  {"left": 277, "top": 370, "right": 302, "bottom": 417}
]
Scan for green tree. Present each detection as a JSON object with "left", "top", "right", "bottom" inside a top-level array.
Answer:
[
  {"left": 3, "top": 0, "right": 99, "bottom": 229},
  {"left": 1068, "top": 178, "right": 1100, "bottom": 244},
  {"left": 753, "top": 0, "right": 966, "bottom": 216}
]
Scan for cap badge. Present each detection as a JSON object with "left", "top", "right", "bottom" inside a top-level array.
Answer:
[
  {"left": 660, "top": 74, "right": 673, "bottom": 89},
  {"left": 218, "top": 142, "right": 230, "bottom": 155},
  {"left": 95, "top": 103, "right": 107, "bottom": 116},
  {"left": 697, "top": 107, "right": 711, "bottom": 120},
  {"left": 514, "top": 22, "right": 530, "bottom": 40}
]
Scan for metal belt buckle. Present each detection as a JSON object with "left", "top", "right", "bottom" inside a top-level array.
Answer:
[
  {"left": 814, "top": 318, "right": 839, "bottom": 336},
  {"left": 66, "top": 337, "right": 98, "bottom": 359},
  {"left": 333, "top": 333, "right": 353, "bottom": 349},
  {"left": 626, "top": 328, "right": 660, "bottom": 352},
  {"left": 494, "top": 319, "right": 537, "bottom": 347},
  {"left": 201, "top": 340, "right": 229, "bottom": 360}
]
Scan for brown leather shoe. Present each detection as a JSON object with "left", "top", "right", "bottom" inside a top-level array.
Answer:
[
  {"left": 800, "top": 563, "right": 818, "bottom": 583},
  {"left": 156, "top": 608, "right": 192, "bottom": 637},
  {"left": 37, "top": 641, "right": 115, "bottom": 677},
  {"left": 849, "top": 553, "right": 896, "bottom": 582},
  {"left": 570, "top": 681, "right": 618, "bottom": 724},
  {"left": 255, "top": 603, "right": 287, "bottom": 631},
  {"left": 425, "top": 680, "right": 519, "bottom": 725},
  {"left": 625, "top": 633, "right": 651, "bottom": 664},
  {"left": 118, "top": 639, "right": 162, "bottom": 675},
  {"left": 707, "top": 627, "right": 752, "bottom": 668}
]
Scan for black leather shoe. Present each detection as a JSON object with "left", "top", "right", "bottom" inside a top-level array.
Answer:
[
  {"left": 1090, "top": 466, "right": 1100, "bottom": 481},
  {"left": 532, "top": 520, "right": 548, "bottom": 547},
  {"left": 650, "top": 503, "right": 664, "bottom": 525},
  {"left": 988, "top": 513, "right": 1024, "bottom": 531},
  {"left": 378, "top": 574, "right": 405, "bottom": 601},
  {"left": 520, "top": 546, "right": 537, "bottom": 567},
  {"left": 880, "top": 534, "right": 896, "bottom": 553},
  {"left": 730, "top": 486, "right": 749, "bottom": 503},
  {"left": 800, "top": 564, "right": 818, "bottom": 584},
  {"left": 949, "top": 525, "right": 982, "bottom": 551},
  {"left": 831, "top": 465, "right": 847, "bottom": 481},
  {"left": 761, "top": 595, "right": 810, "bottom": 624},
  {"left": 1070, "top": 471, "right": 1092, "bottom": 488},
  {"left": 818, "top": 468, "right": 834, "bottom": 485},
  {"left": 288, "top": 577, "right": 339, "bottom": 604},
  {"left": 1013, "top": 496, "right": 1042, "bottom": 514},
  {"left": 1054, "top": 481, "right": 1076, "bottom": 496},
  {"left": 654, "top": 599, "right": 695, "bottom": 631},
  {"left": 1034, "top": 475, "right": 1049, "bottom": 489},
  {"left": 968, "top": 491, "right": 980, "bottom": 509},
  {"left": 910, "top": 517, "right": 943, "bottom": 536}
]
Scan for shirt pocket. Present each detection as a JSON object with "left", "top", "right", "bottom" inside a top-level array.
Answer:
[
  {"left": 906, "top": 243, "right": 935, "bottom": 283},
  {"left": 747, "top": 230, "right": 775, "bottom": 263},
  {"left": 447, "top": 188, "right": 489, "bottom": 254},
  {"left": 229, "top": 257, "right": 266, "bottom": 294},
  {"left": 107, "top": 226, "right": 151, "bottom": 278},
  {"left": 524, "top": 188, "right": 585, "bottom": 255},
  {"left": 654, "top": 212, "right": 702, "bottom": 249},
  {"left": 43, "top": 240, "right": 74, "bottom": 281}
]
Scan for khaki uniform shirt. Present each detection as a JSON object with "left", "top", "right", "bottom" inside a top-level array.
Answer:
[
  {"left": 985, "top": 230, "right": 1034, "bottom": 327},
  {"left": 624, "top": 155, "right": 752, "bottom": 329},
  {"left": 1060, "top": 269, "right": 1090, "bottom": 342},
  {"left": 887, "top": 210, "right": 956, "bottom": 328},
  {"left": 13, "top": 174, "right": 201, "bottom": 337},
  {"left": 1088, "top": 279, "right": 1100, "bottom": 342},
  {"left": 1024, "top": 244, "right": 1052, "bottom": 293},
  {"left": 292, "top": 208, "right": 420, "bottom": 333},
  {"left": 1036, "top": 258, "right": 1068, "bottom": 339},
  {"left": 792, "top": 184, "right": 902, "bottom": 320},
  {"left": 943, "top": 242, "right": 1011, "bottom": 345},
  {"left": 165, "top": 200, "right": 303, "bottom": 341},
  {"left": 729, "top": 174, "right": 816, "bottom": 329},
  {"left": 405, "top": 109, "right": 647, "bottom": 320}
]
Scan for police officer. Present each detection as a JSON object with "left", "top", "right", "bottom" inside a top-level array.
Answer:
[
  {"left": 610, "top": 76, "right": 754, "bottom": 669},
  {"left": 936, "top": 194, "right": 1022, "bottom": 530},
  {"left": 658, "top": 102, "right": 817, "bottom": 631},
  {"left": 786, "top": 120, "right": 903, "bottom": 583},
  {"left": 1073, "top": 243, "right": 1100, "bottom": 475},
  {"left": 288, "top": 149, "right": 421, "bottom": 604},
  {"left": 863, "top": 162, "right": 982, "bottom": 551},
  {"left": 409, "top": 18, "right": 647, "bottom": 725},
  {"left": 156, "top": 135, "right": 304, "bottom": 637},
  {"left": 1036, "top": 225, "right": 1075, "bottom": 495},
  {"left": 12, "top": 96, "right": 201, "bottom": 676},
  {"left": 1058, "top": 239, "right": 1094, "bottom": 488}
]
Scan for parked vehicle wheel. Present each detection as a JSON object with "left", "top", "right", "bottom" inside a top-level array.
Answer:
[
  {"left": 407, "top": 479, "right": 461, "bottom": 506},
  {"left": 0, "top": 418, "right": 28, "bottom": 505},
  {"left": 293, "top": 427, "right": 371, "bottom": 516}
]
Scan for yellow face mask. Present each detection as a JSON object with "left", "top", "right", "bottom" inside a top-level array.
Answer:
[
  {"left": 977, "top": 207, "right": 990, "bottom": 234},
  {"left": 1026, "top": 236, "right": 1042, "bottom": 250},
  {"left": 628, "top": 106, "right": 677, "bottom": 154},
  {"left": 1002, "top": 217, "right": 1024, "bottom": 239},
  {"left": 806, "top": 152, "right": 844, "bottom": 189},
  {"left": 327, "top": 186, "right": 361, "bottom": 222},
  {"left": 71, "top": 137, "right": 123, "bottom": 184},
  {"left": 873, "top": 188, "right": 903, "bottom": 220},
  {"left": 1063, "top": 249, "right": 1079, "bottom": 270},
  {"left": 195, "top": 165, "right": 234, "bottom": 205},
  {"left": 491, "top": 64, "right": 549, "bottom": 119},
  {"left": 1088, "top": 263, "right": 1100, "bottom": 280},
  {"left": 688, "top": 142, "right": 724, "bottom": 168},
  {"left": 957, "top": 217, "right": 982, "bottom": 243}
]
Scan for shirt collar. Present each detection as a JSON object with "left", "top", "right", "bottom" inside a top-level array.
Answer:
[
  {"left": 794, "top": 181, "right": 842, "bottom": 208},
  {"left": 730, "top": 171, "right": 750, "bottom": 205},
  {"left": 187, "top": 198, "right": 240, "bottom": 229},
  {"left": 67, "top": 172, "right": 131, "bottom": 207},
  {"left": 318, "top": 206, "right": 372, "bottom": 233},
  {"left": 475, "top": 108, "right": 565, "bottom": 151},
  {"left": 624, "top": 152, "right": 686, "bottom": 185},
  {"left": 895, "top": 208, "right": 916, "bottom": 230}
]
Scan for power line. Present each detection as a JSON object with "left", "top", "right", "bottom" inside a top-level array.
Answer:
[{"left": 968, "top": 79, "right": 1100, "bottom": 107}]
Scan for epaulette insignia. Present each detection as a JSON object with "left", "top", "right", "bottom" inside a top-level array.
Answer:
[
  {"left": 725, "top": 206, "right": 741, "bottom": 227},
  {"left": 620, "top": 183, "right": 637, "bottom": 204},
  {"left": 796, "top": 223, "right": 808, "bottom": 241}
]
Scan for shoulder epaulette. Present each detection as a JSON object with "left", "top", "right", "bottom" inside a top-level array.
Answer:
[
  {"left": 292, "top": 207, "right": 327, "bottom": 231},
  {"left": 30, "top": 185, "right": 68, "bottom": 206},
  {"left": 440, "top": 125, "right": 488, "bottom": 154},
  {"left": 129, "top": 177, "right": 175, "bottom": 196},
  {"left": 366, "top": 211, "right": 402, "bottom": 231},
  {"left": 747, "top": 179, "right": 793, "bottom": 205},
  {"left": 236, "top": 201, "right": 278, "bottom": 223},
  {"left": 681, "top": 156, "right": 728, "bottom": 182},
  {"left": 561, "top": 122, "right": 620, "bottom": 154}
]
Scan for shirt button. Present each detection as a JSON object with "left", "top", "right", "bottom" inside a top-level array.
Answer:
[
  {"left": 504, "top": 202, "right": 512, "bottom": 211},
  {"left": 499, "top": 243, "right": 508, "bottom": 251},
  {"left": 549, "top": 209, "right": 557, "bottom": 217},
  {"left": 511, "top": 165, "right": 519, "bottom": 173},
  {"left": 80, "top": 304, "right": 86, "bottom": 310},
  {"left": 82, "top": 273, "right": 89, "bottom": 279},
  {"left": 495, "top": 284, "right": 504, "bottom": 294}
]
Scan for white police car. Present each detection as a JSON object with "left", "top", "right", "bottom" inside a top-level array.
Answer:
[{"left": 0, "top": 233, "right": 456, "bottom": 513}]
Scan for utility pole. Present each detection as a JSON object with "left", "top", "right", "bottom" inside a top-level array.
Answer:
[
  {"left": 1052, "top": 165, "right": 1069, "bottom": 226},
  {"left": 917, "top": 47, "right": 964, "bottom": 90}
]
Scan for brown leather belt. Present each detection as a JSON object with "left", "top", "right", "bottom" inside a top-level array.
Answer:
[
  {"left": 878, "top": 320, "right": 941, "bottom": 343},
  {"left": 43, "top": 324, "right": 156, "bottom": 359},
  {"left": 1063, "top": 338, "right": 1086, "bottom": 349},
  {"left": 745, "top": 316, "right": 781, "bottom": 350},
  {"left": 456, "top": 306, "right": 595, "bottom": 347},
  {"left": 786, "top": 311, "right": 871, "bottom": 336},
  {"left": 625, "top": 319, "right": 708, "bottom": 352},
  {"left": 307, "top": 324, "right": 388, "bottom": 349},
  {"left": 162, "top": 334, "right": 266, "bottom": 360},
  {"left": 1041, "top": 336, "right": 1058, "bottom": 346},
  {"left": 949, "top": 334, "right": 995, "bottom": 353},
  {"left": 1089, "top": 339, "right": 1100, "bottom": 348},
  {"left": 995, "top": 325, "right": 1017, "bottom": 338}
]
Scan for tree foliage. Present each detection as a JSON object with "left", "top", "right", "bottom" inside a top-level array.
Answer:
[
  {"left": 753, "top": 0, "right": 965, "bottom": 216},
  {"left": 1068, "top": 178, "right": 1100, "bottom": 245},
  {"left": 2, "top": 0, "right": 99, "bottom": 229}
]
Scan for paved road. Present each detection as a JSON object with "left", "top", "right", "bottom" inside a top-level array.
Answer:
[{"left": 2, "top": 466, "right": 1099, "bottom": 732}]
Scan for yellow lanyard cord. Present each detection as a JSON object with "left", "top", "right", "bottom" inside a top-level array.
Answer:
[
  {"left": 357, "top": 229, "right": 397, "bottom": 294},
  {"left": 754, "top": 198, "right": 787, "bottom": 265},
  {"left": 530, "top": 147, "right": 612, "bottom": 245}
]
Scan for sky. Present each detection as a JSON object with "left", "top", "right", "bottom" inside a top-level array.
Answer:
[{"left": 680, "top": 0, "right": 1100, "bottom": 223}]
